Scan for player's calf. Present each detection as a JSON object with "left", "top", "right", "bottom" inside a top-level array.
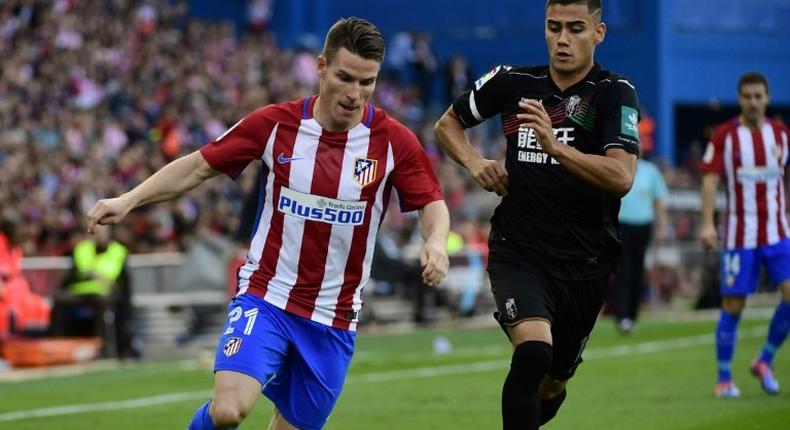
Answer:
[
  {"left": 539, "top": 389, "right": 567, "bottom": 425},
  {"left": 188, "top": 400, "right": 236, "bottom": 430},
  {"left": 502, "top": 341, "right": 553, "bottom": 430}
]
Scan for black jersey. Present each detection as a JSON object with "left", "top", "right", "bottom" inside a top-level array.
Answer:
[{"left": 452, "top": 63, "right": 640, "bottom": 280}]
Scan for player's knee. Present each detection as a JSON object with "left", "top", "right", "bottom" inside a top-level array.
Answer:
[
  {"left": 209, "top": 400, "right": 248, "bottom": 428},
  {"left": 538, "top": 375, "right": 567, "bottom": 399},
  {"left": 507, "top": 319, "right": 552, "bottom": 346},
  {"left": 779, "top": 281, "right": 790, "bottom": 301},
  {"left": 721, "top": 297, "right": 745, "bottom": 315},
  {"left": 512, "top": 340, "right": 553, "bottom": 373}
]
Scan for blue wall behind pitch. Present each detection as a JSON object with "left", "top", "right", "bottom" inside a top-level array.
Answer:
[
  {"left": 197, "top": 0, "right": 790, "bottom": 165},
  {"left": 658, "top": 0, "right": 790, "bottom": 163},
  {"left": 269, "top": 0, "right": 658, "bottom": 125}
]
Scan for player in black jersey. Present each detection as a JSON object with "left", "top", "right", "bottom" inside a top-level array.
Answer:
[{"left": 434, "top": 1, "right": 640, "bottom": 428}]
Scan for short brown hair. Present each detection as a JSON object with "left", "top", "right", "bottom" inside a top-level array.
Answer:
[
  {"left": 738, "top": 72, "right": 769, "bottom": 94},
  {"left": 322, "top": 17, "right": 385, "bottom": 65},
  {"left": 546, "top": 0, "right": 602, "bottom": 16}
]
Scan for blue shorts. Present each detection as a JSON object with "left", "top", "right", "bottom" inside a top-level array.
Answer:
[
  {"left": 720, "top": 239, "right": 790, "bottom": 296},
  {"left": 213, "top": 294, "right": 356, "bottom": 430}
]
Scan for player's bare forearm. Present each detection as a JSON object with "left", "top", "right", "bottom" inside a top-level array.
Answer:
[
  {"left": 700, "top": 174, "right": 719, "bottom": 227},
  {"left": 551, "top": 145, "right": 636, "bottom": 197},
  {"left": 124, "top": 151, "right": 219, "bottom": 207},
  {"left": 434, "top": 108, "right": 483, "bottom": 168},
  {"left": 419, "top": 200, "right": 450, "bottom": 246},
  {"left": 434, "top": 108, "right": 509, "bottom": 195},
  {"left": 699, "top": 173, "right": 720, "bottom": 249},
  {"left": 654, "top": 199, "right": 668, "bottom": 226},
  {"left": 418, "top": 200, "right": 450, "bottom": 286},
  {"left": 87, "top": 151, "right": 219, "bottom": 233},
  {"left": 654, "top": 198, "right": 669, "bottom": 242}
]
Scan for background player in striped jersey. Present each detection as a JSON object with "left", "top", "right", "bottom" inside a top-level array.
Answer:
[
  {"left": 700, "top": 72, "right": 790, "bottom": 398},
  {"left": 86, "top": 17, "right": 450, "bottom": 430}
]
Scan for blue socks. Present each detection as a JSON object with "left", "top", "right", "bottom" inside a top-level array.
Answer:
[
  {"left": 759, "top": 301, "right": 790, "bottom": 365},
  {"left": 189, "top": 401, "right": 223, "bottom": 430},
  {"left": 716, "top": 310, "right": 741, "bottom": 382}
]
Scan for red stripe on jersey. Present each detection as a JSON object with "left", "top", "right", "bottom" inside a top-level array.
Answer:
[
  {"left": 332, "top": 123, "right": 389, "bottom": 329},
  {"left": 502, "top": 112, "right": 521, "bottom": 135},
  {"left": 248, "top": 123, "right": 298, "bottom": 297},
  {"left": 752, "top": 128, "right": 768, "bottom": 246},
  {"left": 732, "top": 129, "right": 745, "bottom": 249},
  {"left": 285, "top": 130, "right": 348, "bottom": 319}
]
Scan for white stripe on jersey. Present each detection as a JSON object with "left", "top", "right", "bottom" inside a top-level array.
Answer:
[
  {"left": 763, "top": 125, "right": 780, "bottom": 244},
  {"left": 216, "top": 117, "right": 245, "bottom": 141},
  {"left": 238, "top": 123, "right": 279, "bottom": 295},
  {"left": 265, "top": 118, "right": 323, "bottom": 308},
  {"left": 722, "top": 122, "right": 789, "bottom": 249},
  {"left": 617, "top": 79, "right": 636, "bottom": 90},
  {"left": 469, "top": 91, "right": 484, "bottom": 122},
  {"left": 737, "top": 126, "right": 757, "bottom": 248},
  {"left": 347, "top": 141, "right": 398, "bottom": 331},
  {"left": 311, "top": 123, "right": 373, "bottom": 324},
  {"left": 724, "top": 133, "right": 737, "bottom": 249}
]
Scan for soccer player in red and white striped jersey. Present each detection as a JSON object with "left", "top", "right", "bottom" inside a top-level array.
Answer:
[
  {"left": 700, "top": 72, "right": 790, "bottom": 399},
  {"left": 87, "top": 18, "right": 450, "bottom": 430}
]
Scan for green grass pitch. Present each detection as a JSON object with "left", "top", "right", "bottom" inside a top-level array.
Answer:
[{"left": 1, "top": 315, "right": 787, "bottom": 429}]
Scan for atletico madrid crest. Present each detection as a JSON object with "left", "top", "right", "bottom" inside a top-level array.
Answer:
[
  {"left": 353, "top": 157, "right": 378, "bottom": 187},
  {"left": 223, "top": 337, "right": 242, "bottom": 357}
]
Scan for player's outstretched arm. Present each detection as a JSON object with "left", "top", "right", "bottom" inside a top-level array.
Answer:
[
  {"left": 699, "top": 173, "right": 720, "bottom": 250},
  {"left": 86, "top": 151, "right": 220, "bottom": 233},
  {"left": 417, "top": 200, "right": 450, "bottom": 287},
  {"left": 434, "top": 108, "right": 508, "bottom": 196}
]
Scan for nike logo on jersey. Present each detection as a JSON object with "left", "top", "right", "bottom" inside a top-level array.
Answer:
[{"left": 277, "top": 153, "right": 302, "bottom": 164}]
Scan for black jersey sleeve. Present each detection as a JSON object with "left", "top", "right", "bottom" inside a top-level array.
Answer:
[
  {"left": 598, "top": 78, "right": 641, "bottom": 156},
  {"left": 451, "top": 65, "right": 513, "bottom": 128}
]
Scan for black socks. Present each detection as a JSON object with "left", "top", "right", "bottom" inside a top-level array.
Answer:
[
  {"left": 539, "top": 388, "right": 567, "bottom": 426},
  {"left": 502, "top": 341, "right": 553, "bottom": 430}
]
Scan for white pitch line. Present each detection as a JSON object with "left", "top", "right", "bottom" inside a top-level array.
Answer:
[
  {"left": 584, "top": 326, "right": 766, "bottom": 360},
  {"left": 0, "top": 391, "right": 212, "bottom": 422},
  {"left": 0, "top": 326, "right": 767, "bottom": 422}
]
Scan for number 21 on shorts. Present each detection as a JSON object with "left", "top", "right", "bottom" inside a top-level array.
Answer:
[{"left": 223, "top": 306, "right": 259, "bottom": 336}]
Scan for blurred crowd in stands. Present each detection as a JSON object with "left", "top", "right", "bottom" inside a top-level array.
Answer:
[
  {"left": 0, "top": 0, "right": 711, "bottom": 288},
  {"left": 0, "top": 0, "right": 500, "bottom": 259}
]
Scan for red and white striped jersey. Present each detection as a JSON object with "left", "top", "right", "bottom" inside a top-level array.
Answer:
[
  {"left": 200, "top": 96, "right": 443, "bottom": 330},
  {"left": 701, "top": 118, "right": 790, "bottom": 250}
]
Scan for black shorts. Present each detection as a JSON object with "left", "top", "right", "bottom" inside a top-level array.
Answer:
[{"left": 487, "top": 251, "right": 608, "bottom": 381}]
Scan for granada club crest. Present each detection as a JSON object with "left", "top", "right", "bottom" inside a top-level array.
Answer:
[
  {"left": 353, "top": 157, "right": 378, "bottom": 187},
  {"left": 223, "top": 337, "right": 242, "bottom": 357},
  {"left": 566, "top": 95, "right": 581, "bottom": 118},
  {"left": 505, "top": 298, "right": 517, "bottom": 321}
]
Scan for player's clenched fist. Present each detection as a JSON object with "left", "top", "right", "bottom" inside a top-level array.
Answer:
[
  {"left": 86, "top": 196, "right": 134, "bottom": 234},
  {"left": 466, "top": 157, "right": 508, "bottom": 196},
  {"left": 698, "top": 223, "right": 718, "bottom": 251},
  {"left": 420, "top": 241, "right": 449, "bottom": 287}
]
